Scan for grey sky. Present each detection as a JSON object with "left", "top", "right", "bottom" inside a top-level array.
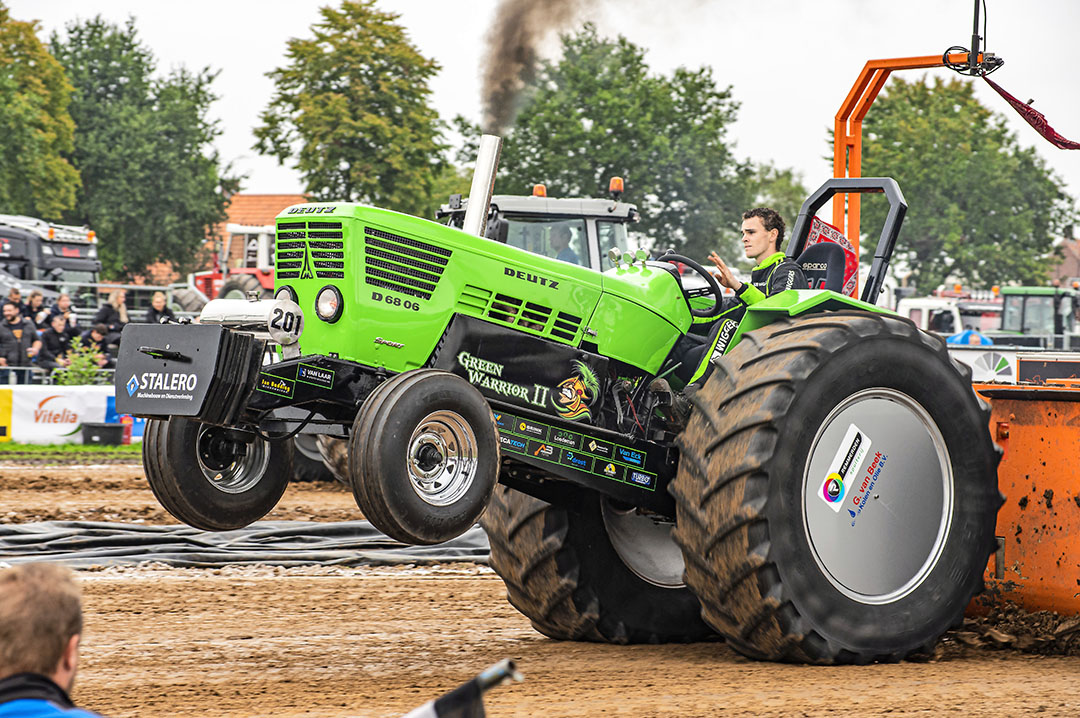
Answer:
[{"left": 12, "top": 1, "right": 1080, "bottom": 209}]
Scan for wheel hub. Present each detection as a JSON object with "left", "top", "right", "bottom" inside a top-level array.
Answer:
[
  {"left": 406, "top": 411, "right": 478, "bottom": 507},
  {"left": 802, "top": 388, "right": 953, "bottom": 604},
  {"left": 195, "top": 425, "right": 270, "bottom": 494}
]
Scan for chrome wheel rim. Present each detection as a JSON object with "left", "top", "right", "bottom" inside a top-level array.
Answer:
[
  {"left": 802, "top": 388, "right": 953, "bottom": 605},
  {"left": 195, "top": 425, "right": 271, "bottom": 494},
  {"left": 406, "top": 411, "right": 478, "bottom": 506},
  {"left": 601, "top": 500, "right": 686, "bottom": 589}
]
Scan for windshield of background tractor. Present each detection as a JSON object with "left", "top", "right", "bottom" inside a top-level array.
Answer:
[
  {"left": 1022, "top": 295, "right": 1056, "bottom": 333},
  {"left": 503, "top": 216, "right": 588, "bottom": 268},
  {"left": 1002, "top": 295, "right": 1023, "bottom": 332},
  {"left": 598, "top": 220, "right": 632, "bottom": 269}
]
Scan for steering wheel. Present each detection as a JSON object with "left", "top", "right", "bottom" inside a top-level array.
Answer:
[{"left": 655, "top": 251, "right": 725, "bottom": 319}]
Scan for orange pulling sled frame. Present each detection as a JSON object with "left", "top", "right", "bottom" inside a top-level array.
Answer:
[{"left": 834, "top": 55, "right": 1080, "bottom": 615}]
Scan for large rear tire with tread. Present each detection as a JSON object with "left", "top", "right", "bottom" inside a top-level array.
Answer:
[
  {"left": 170, "top": 287, "right": 207, "bottom": 313},
  {"left": 482, "top": 484, "right": 715, "bottom": 644},
  {"left": 348, "top": 369, "right": 499, "bottom": 545},
  {"left": 671, "top": 312, "right": 1001, "bottom": 664},
  {"left": 219, "top": 273, "right": 270, "bottom": 300},
  {"left": 315, "top": 436, "right": 349, "bottom": 485},
  {"left": 142, "top": 417, "right": 292, "bottom": 530}
]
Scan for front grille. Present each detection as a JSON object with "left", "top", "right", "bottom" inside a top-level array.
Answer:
[
  {"left": 274, "top": 221, "right": 344, "bottom": 279},
  {"left": 363, "top": 226, "right": 450, "bottom": 301}
]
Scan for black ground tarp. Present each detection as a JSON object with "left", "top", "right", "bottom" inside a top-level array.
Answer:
[{"left": 0, "top": 521, "right": 490, "bottom": 568}]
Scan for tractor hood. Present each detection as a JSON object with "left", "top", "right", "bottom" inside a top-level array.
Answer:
[{"left": 600, "top": 262, "right": 692, "bottom": 333}]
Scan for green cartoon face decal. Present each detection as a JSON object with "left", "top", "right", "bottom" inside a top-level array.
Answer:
[{"left": 553, "top": 360, "right": 600, "bottom": 421}]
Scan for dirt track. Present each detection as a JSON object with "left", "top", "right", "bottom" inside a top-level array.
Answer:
[{"left": 4, "top": 465, "right": 1080, "bottom": 717}]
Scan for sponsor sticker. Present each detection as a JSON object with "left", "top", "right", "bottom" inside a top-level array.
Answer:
[
  {"left": 550, "top": 428, "right": 581, "bottom": 449},
  {"left": 126, "top": 375, "right": 139, "bottom": 397},
  {"left": 560, "top": 449, "right": 592, "bottom": 472},
  {"left": 297, "top": 363, "right": 334, "bottom": 389},
  {"left": 615, "top": 445, "right": 645, "bottom": 468},
  {"left": 499, "top": 434, "right": 528, "bottom": 453},
  {"left": 516, "top": 419, "right": 547, "bottom": 439},
  {"left": 628, "top": 470, "right": 656, "bottom": 489},
  {"left": 528, "top": 441, "right": 556, "bottom": 459},
  {"left": 817, "top": 423, "right": 872, "bottom": 513},
  {"left": 257, "top": 373, "right": 295, "bottom": 399},
  {"left": 585, "top": 438, "right": 614, "bottom": 459}
]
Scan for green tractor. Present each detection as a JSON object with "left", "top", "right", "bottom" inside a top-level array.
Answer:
[{"left": 116, "top": 140, "right": 1000, "bottom": 663}]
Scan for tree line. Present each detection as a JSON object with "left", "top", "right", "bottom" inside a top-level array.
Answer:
[{"left": 1, "top": 0, "right": 1074, "bottom": 290}]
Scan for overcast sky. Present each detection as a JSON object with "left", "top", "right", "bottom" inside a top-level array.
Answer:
[{"left": 12, "top": 1, "right": 1080, "bottom": 212}]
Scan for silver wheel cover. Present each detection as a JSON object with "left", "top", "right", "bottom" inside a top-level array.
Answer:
[
  {"left": 406, "top": 410, "right": 478, "bottom": 507},
  {"left": 196, "top": 425, "right": 271, "bottom": 495},
  {"left": 802, "top": 388, "right": 953, "bottom": 604},
  {"left": 601, "top": 500, "right": 686, "bottom": 589}
]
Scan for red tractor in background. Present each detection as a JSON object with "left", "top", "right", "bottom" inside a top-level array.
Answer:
[{"left": 182, "top": 223, "right": 275, "bottom": 310}]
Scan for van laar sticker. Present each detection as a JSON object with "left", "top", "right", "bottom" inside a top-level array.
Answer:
[{"left": 817, "top": 423, "right": 871, "bottom": 513}]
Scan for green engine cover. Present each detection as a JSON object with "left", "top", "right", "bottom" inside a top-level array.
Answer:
[{"left": 274, "top": 203, "right": 691, "bottom": 374}]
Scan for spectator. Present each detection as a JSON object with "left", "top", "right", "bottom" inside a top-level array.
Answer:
[
  {"left": 92, "top": 290, "right": 127, "bottom": 345},
  {"left": 5, "top": 287, "right": 28, "bottom": 318},
  {"left": 47, "top": 294, "right": 79, "bottom": 334},
  {"left": 0, "top": 301, "right": 42, "bottom": 383},
  {"left": 144, "top": 291, "right": 176, "bottom": 325},
  {"left": 78, "top": 324, "right": 112, "bottom": 369},
  {"left": 38, "top": 314, "right": 73, "bottom": 371},
  {"left": 0, "top": 563, "right": 105, "bottom": 717},
  {"left": 26, "top": 290, "right": 50, "bottom": 330}
]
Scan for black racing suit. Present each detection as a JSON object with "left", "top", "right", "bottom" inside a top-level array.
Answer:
[
  {"left": 676, "top": 252, "right": 807, "bottom": 385},
  {"left": 713, "top": 251, "right": 807, "bottom": 322}
]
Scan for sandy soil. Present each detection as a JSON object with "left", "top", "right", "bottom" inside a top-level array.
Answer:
[
  {"left": 3, "top": 465, "right": 1080, "bottom": 717},
  {"left": 0, "top": 465, "right": 358, "bottom": 524}
]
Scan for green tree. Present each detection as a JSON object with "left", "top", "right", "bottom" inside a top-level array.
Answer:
[
  {"left": 255, "top": 0, "right": 445, "bottom": 215},
  {"left": 748, "top": 163, "right": 808, "bottom": 235},
  {"left": 0, "top": 3, "right": 79, "bottom": 219},
  {"left": 478, "top": 24, "right": 752, "bottom": 261},
  {"left": 51, "top": 17, "right": 237, "bottom": 279},
  {"left": 859, "top": 76, "right": 1075, "bottom": 293}
]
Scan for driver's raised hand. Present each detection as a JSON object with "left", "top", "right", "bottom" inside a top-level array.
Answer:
[{"left": 707, "top": 252, "right": 743, "bottom": 293}]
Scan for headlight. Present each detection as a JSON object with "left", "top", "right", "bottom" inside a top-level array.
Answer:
[
  {"left": 275, "top": 285, "right": 297, "bottom": 302},
  {"left": 315, "top": 285, "right": 342, "bottom": 323}
]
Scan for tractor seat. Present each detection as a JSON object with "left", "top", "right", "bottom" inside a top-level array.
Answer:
[{"left": 794, "top": 241, "right": 845, "bottom": 292}]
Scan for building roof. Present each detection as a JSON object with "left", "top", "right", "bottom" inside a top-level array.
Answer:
[{"left": 224, "top": 194, "right": 308, "bottom": 227}]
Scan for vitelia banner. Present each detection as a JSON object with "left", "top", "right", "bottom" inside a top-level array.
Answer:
[{"left": 2, "top": 385, "right": 112, "bottom": 444}]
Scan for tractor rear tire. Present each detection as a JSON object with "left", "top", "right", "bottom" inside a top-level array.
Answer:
[
  {"left": 290, "top": 434, "right": 336, "bottom": 483},
  {"left": 671, "top": 312, "right": 1001, "bottom": 664},
  {"left": 219, "top": 274, "right": 270, "bottom": 300},
  {"left": 170, "top": 288, "right": 207, "bottom": 313},
  {"left": 348, "top": 369, "right": 499, "bottom": 545},
  {"left": 142, "top": 417, "right": 292, "bottom": 531},
  {"left": 482, "top": 485, "right": 715, "bottom": 644},
  {"left": 315, "top": 436, "right": 349, "bottom": 485}
]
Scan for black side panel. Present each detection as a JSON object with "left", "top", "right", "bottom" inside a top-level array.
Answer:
[{"left": 432, "top": 315, "right": 610, "bottom": 427}]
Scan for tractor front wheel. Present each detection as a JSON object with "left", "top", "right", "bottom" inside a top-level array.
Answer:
[
  {"left": 348, "top": 369, "right": 499, "bottom": 544},
  {"left": 671, "top": 312, "right": 1001, "bottom": 663},
  {"left": 482, "top": 485, "right": 715, "bottom": 644},
  {"left": 142, "top": 418, "right": 292, "bottom": 530}
]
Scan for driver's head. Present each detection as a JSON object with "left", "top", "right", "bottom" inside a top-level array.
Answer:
[
  {"left": 741, "top": 208, "right": 785, "bottom": 261},
  {"left": 551, "top": 225, "right": 572, "bottom": 251}
]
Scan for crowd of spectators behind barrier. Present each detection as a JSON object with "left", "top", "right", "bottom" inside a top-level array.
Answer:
[{"left": 0, "top": 287, "right": 176, "bottom": 384}]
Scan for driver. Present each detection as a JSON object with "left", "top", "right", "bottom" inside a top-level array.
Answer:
[
  {"left": 707, "top": 207, "right": 806, "bottom": 319},
  {"left": 666, "top": 208, "right": 806, "bottom": 388},
  {"left": 550, "top": 225, "right": 580, "bottom": 265}
]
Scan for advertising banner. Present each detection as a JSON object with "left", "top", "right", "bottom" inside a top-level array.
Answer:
[{"left": 8, "top": 385, "right": 111, "bottom": 444}]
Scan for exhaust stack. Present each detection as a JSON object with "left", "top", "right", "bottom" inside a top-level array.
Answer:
[{"left": 462, "top": 134, "right": 503, "bottom": 237}]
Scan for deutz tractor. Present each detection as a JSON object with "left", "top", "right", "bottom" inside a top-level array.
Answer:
[{"left": 116, "top": 141, "right": 1000, "bottom": 664}]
